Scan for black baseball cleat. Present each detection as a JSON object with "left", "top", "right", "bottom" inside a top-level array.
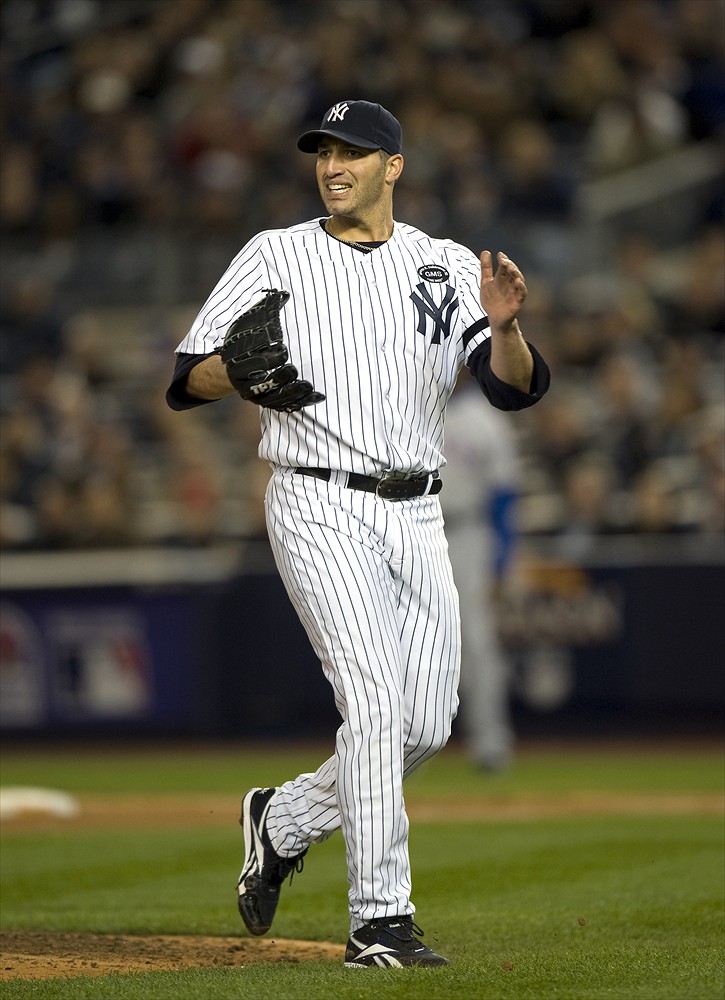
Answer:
[
  {"left": 237, "top": 786, "right": 307, "bottom": 936},
  {"left": 344, "top": 916, "right": 449, "bottom": 968}
]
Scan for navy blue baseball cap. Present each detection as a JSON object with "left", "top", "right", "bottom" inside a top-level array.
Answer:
[{"left": 297, "top": 100, "right": 402, "bottom": 155}]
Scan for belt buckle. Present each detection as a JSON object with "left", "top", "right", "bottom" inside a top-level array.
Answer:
[
  {"left": 376, "top": 471, "right": 432, "bottom": 501},
  {"left": 375, "top": 471, "right": 407, "bottom": 500}
]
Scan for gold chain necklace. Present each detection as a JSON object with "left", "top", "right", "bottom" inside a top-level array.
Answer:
[{"left": 324, "top": 222, "right": 376, "bottom": 254}]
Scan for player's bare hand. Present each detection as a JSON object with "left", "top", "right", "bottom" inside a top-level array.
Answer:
[{"left": 479, "top": 251, "right": 527, "bottom": 331}]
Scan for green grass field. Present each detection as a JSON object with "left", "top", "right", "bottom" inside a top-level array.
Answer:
[{"left": 1, "top": 740, "right": 723, "bottom": 999}]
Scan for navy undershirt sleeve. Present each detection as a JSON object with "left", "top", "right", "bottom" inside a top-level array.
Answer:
[
  {"left": 467, "top": 339, "right": 550, "bottom": 411},
  {"left": 166, "top": 353, "right": 218, "bottom": 410}
]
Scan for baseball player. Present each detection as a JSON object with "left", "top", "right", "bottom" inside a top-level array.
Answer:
[
  {"left": 166, "top": 100, "right": 550, "bottom": 968},
  {"left": 442, "top": 371, "right": 520, "bottom": 772}
]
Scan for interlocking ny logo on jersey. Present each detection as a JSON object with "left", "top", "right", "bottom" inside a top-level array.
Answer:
[
  {"left": 327, "top": 102, "right": 350, "bottom": 122},
  {"left": 409, "top": 283, "right": 459, "bottom": 343}
]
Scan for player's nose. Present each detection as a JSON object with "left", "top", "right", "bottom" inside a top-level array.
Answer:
[{"left": 323, "top": 153, "right": 346, "bottom": 176}]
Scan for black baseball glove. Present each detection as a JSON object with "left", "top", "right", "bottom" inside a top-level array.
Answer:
[{"left": 218, "top": 289, "right": 325, "bottom": 412}]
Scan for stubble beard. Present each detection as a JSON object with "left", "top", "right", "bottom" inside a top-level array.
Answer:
[{"left": 321, "top": 160, "right": 388, "bottom": 228}]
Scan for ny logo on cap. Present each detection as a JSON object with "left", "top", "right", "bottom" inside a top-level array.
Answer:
[{"left": 327, "top": 102, "right": 350, "bottom": 122}]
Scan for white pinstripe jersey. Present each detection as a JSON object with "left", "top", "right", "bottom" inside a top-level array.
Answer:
[{"left": 176, "top": 218, "right": 492, "bottom": 476}]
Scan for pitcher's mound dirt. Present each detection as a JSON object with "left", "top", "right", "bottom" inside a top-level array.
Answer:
[{"left": 0, "top": 930, "right": 345, "bottom": 980}]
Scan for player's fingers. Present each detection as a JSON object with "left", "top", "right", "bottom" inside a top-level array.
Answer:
[
  {"left": 480, "top": 250, "right": 493, "bottom": 280},
  {"left": 497, "top": 252, "right": 517, "bottom": 275},
  {"left": 497, "top": 254, "right": 527, "bottom": 291}
]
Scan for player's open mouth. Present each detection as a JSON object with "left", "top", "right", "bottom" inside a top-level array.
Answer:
[{"left": 327, "top": 184, "right": 351, "bottom": 193}]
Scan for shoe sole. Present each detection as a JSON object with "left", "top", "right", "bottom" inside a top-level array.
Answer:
[{"left": 344, "top": 958, "right": 449, "bottom": 969}]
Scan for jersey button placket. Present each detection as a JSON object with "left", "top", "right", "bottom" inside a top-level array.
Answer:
[{"left": 366, "top": 254, "right": 397, "bottom": 466}]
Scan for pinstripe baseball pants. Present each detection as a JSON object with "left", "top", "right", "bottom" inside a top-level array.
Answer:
[{"left": 263, "top": 468, "right": 461, "bottom": 931}]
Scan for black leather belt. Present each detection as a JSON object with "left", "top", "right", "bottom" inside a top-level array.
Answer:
[{"left": 295, "top": 467, "right": 442, "bottom": 500}]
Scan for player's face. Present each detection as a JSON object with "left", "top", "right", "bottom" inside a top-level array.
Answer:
[{"left": 315, "top": 140, "right": 391, "bottom": 220}]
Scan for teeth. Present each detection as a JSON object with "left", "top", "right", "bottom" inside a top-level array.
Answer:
[{"left": 329, "top": 185, "right": 349, "bottom": 191}]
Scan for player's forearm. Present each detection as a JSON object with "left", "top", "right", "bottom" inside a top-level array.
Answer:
[
  {"left": 488, "top": 319, "right": 534, "bottom": 392},
  {"left": 186, "top": 355, "right": 236, "bottom": 400}
]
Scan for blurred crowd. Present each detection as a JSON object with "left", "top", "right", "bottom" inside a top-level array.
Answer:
[{"left": 1, "top": 0, "right": 723, "bottom": 551}]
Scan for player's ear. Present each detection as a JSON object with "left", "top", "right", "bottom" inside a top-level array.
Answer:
[{"left": 386, "top": 154, "right": 404, "bottom": 183}]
